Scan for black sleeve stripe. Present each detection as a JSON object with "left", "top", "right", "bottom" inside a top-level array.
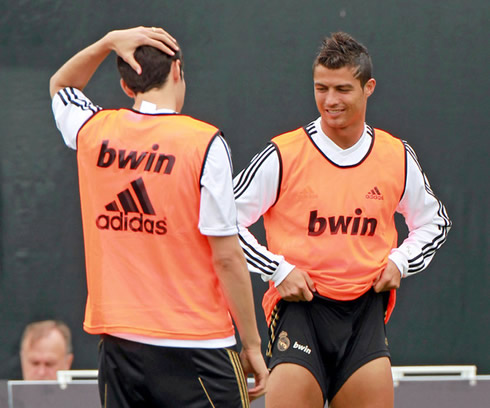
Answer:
[
  {"left": 304, "top": 121, "right": 317, "bottom": 135},
  {"left": 234, "top": 143, "right": 275, "bottom": 193},
  {"left": 56, "top": 90, "right": 68, "bottom": 106},
  {"left": 238, "top": 233, "right": 278, "bottom": 275},
  {"left": 403, "top": 141, "right": 438, "bottom": 198},
  {"left": 239, "top": 233, "right": 279, "bottom": 267},
  {"left": 271, "top": 141, "right": 283, "bottom": 207},
  {"left": 402, "top": 140, "right": 452, "bottom": 274},
  {"left": 406, "top": 216, "right": 450, "bottom": 272},
  {"left": 61, "top": 87, "right": 101, "bottom": 114},
  {"left": 407, "top": 225, "right": 451, "bottom": 273},
  {"left": 403, "top": 141, "right": 421, "bottom": 171},
  {"left": 366, "top": 125, "right": 374, "bottom": 138},
  {"left": 411, "top": 225, "right": 450, "bottom": 262},
  {"left": 407, "top": 264, "right": 426, "bottom": 274},
  {"left": 434, "top": 199, "right": 451, "bottom": 228},
  {"left": 403, "top": 142, "right": 431, "bottom": 194},
  {"left": 438, "top": 203, "right": 451, "bottom": 225},
  {"left": 400, "top": 141, "right": 408, "bottom": 202},
  {"left": 234, "top": 143, "right": 276, "bottom": 199},
  {"left": 242, "top": 247, "right": 276, "bottom": 275},
  {"left": 403, "top": 142, "right": 450, "bottom": 228}
]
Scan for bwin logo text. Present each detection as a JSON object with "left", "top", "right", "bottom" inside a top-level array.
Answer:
[
  {"left": 308, "top": 209, "right": 377, "bottom": 236},
  {"left": 97, "top": 140, "right": 175, "bottom": 174},
  {"left": 293, "top": 341, "right": 311, "bottom": 354}
]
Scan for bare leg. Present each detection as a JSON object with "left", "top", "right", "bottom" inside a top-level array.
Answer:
[
  {"left": 329, "top": 357, "right": 393, "bottom": 408},
  {"left": 265, "top": 363, "right": 324, "bottom": 408}
]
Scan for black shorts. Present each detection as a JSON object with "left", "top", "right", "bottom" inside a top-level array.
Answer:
[
  {"left": 98, "top": 335, "right": 250, "bottom": 408},
  {"left": 266, "top": 289, "right": 390, "bottom": 403}
]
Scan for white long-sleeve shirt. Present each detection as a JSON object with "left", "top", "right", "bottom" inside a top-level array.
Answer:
[{"left": 234, "top": 118, "right": 451, "bottom": 286}]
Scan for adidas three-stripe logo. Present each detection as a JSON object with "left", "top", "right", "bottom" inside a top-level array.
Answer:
[
  {"left": 366, "top": 186, "right": 384, "bottom": 200},
  {"left": 105, "top": 177, "right": 155, "bottom": 215},
  {"left": 95, "top": 178, "right": 167, "bottom": 235}
]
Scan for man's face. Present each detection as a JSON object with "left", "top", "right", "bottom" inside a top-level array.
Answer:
[
  {"left": 313, "top": 64, "right": 375, "bottom": 146},
  {"left": 20, "top": 329, "right": 73, "bottom": 380}
]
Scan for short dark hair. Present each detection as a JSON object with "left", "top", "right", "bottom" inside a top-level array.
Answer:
[
  {"left": 117, "top": 45, "right": 183, "bottom": 94},
  {"left": 313, "top": 32, "right": 372, "bottom": 87}
]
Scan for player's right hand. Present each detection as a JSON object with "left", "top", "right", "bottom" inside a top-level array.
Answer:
[
  {"left": 239, "top": 347, "right": 269, "bottom": 401},
  {"left": 276, "top": 268, "right": 316, "bottom": 302},
  {"left": 107, "top": 26, "right": 179, "bottom": 74}
]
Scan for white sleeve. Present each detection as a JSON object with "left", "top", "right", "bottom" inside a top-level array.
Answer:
[
  {"left": 51, "top": 87, "right": 101, "bottom": 150},
  {"left": 389, "top": 142, "right": 452, "bottom": 277},
  {"left": 198, "top": 136, "right": 239, "bottom": 236},
  {"left": 234, "top": 144, "right": 295, "bottom": 286}
]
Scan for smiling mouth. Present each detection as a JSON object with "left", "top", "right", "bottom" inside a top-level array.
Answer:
[{"left": 326, "top": 109, "right": 344, "bottom": 115}]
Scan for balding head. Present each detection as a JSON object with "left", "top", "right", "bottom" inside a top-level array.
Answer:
[{"left": 20, "top": 320, "right": 74, "bottom": 380}]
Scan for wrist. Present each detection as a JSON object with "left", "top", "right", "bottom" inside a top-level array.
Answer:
[
  {"left": 240, "top": 335, "right": 262, "bottom": 350},
  {"left": 272, "top": 260, "right": 295, "bottom": 287},
  {"left": 102, "top": 31, "right": 117, "bottom": 52},
  {"left": 388, "top": 251, "right": 407, "bottom": 278}
]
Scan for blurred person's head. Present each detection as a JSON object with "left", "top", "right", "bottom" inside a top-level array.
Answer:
[{"left": 20, "top": 320, "right": 74, "bottom": 380}]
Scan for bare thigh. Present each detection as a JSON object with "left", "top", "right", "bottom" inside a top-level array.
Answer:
[
  {"left": 265, "top": 363, "right": 324, "bottom": 408},
  {"left": 329, "top": 357, "right": 393, "bottom": 408}
]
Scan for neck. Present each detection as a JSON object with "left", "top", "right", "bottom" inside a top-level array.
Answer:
[
  {"left": 132, "top": 87, "right": 179, "bottom": 112},
  {"left": 320, "top": 121, "right": 365, "bottom": 149}
]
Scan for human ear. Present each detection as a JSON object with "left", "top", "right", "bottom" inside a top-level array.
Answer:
[
  {"left": 120, "top": 78, "right": 136, "bottom": 99},
  {"left": 364, "top": 78, "right": 376, "bottom": 97},
  {"left": 172, "top": 60, "right": 182, "bottom": 82}
]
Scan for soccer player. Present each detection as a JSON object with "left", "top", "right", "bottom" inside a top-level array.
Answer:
[
  {"left": 50, "top": 26, "right": 267, "bottom": 407},
  {"left": 233, "top": 32, "right": 451, "bottom": 407}
]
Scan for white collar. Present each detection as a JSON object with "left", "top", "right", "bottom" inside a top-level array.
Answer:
[
  {"left": 311, "top": 118, "right": 372, "bottom": 165},
  {"left": 314, "top": 117, "right": 371, "bottom": 155},
  {"left": 138, "top": 100, "right": 177, "bottom": 114}
]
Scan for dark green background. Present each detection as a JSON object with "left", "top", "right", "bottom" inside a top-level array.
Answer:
[{"left": 1, "top": 0, "right": 488, "bottom": 379}]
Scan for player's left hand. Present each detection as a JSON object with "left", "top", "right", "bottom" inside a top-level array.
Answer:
[{"left": 373, "top": 260, "right": 401, "bottom": 292}]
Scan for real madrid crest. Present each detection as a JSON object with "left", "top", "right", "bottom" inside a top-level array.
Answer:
[{"left": 277, "top": 331, "right": 290, "bottom": 352}]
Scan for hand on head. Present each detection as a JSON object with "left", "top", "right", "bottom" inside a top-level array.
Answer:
[{"left": 108, "top": 26, "right": 179, "bottom": 74}]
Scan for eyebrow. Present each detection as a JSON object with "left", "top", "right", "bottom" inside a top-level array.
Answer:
[{"left": 314, "top": 82, "right": 355, "bottom": 89}]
